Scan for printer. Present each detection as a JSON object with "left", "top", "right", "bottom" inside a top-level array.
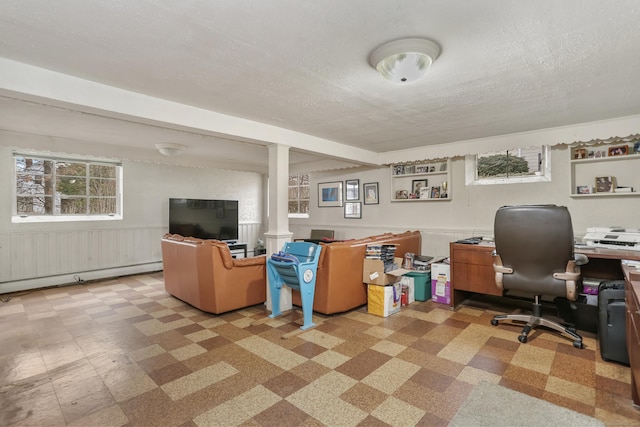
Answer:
[{"left": 583, "top": 227, "right": 640, "bottom": 251}]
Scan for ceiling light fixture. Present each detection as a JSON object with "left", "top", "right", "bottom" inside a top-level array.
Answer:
[
  {"left": 369, "top": 38, "right": 440, "bottom": 84},
  {"left": 155, "top": 143, "right": 186, "bottom": 157}
]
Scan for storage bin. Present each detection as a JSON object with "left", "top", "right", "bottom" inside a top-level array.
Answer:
[{"left": 406, "top": 271, "right": 431, "bottom": 301}]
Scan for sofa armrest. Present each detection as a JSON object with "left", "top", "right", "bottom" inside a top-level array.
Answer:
[{"left": 234, "top": 256, "right": 267, "bottom": 267}]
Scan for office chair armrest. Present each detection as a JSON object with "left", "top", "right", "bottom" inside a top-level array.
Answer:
[
  {"left": 574, "top": 253, "right": 588, "bottom": 266},
  {"left": 552, "top": 260, "right": 581, "bottom": 300},
  {"left": 492, "top": 254, "right": 512, "bottom": 291}
]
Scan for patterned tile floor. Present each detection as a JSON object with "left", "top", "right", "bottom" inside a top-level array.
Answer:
[{"left": 1, "top": 272, "right": 639, "bottom": 426}]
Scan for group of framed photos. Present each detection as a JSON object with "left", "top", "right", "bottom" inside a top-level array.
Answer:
[
  {"left": 395, "top": 179, "right": 447, "bottom": 199},
  {"left": 318, "top": 179, "right": 379, "bottom": 219},
  {"left": 573, "top": 142, "right": 640, "bottom": 160}
]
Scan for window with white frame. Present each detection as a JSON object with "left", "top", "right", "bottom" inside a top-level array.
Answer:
[
  {"left": 465, "top": 146, "right": 550, "bottom": 185},
  {"left": 14, "top": 153, "right": 122, "bottom": 221},
  {"left": 288, "top": 173, "right": 309, "bottom": 217}
]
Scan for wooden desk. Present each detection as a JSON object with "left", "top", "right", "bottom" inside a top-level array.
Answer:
[
  {"left": 449, "top": 242, "right": 640, "bottom": 309},
  {"left": 624, "top": 265, "right": 640, "bottom": 407},
  {"left": 449, "top": 242, "right": 501, "bottom": 308}
]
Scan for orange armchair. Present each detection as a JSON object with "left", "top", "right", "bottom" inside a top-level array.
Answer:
[{"left": 161, "top": 234, "right": 266, "bottom": 314}]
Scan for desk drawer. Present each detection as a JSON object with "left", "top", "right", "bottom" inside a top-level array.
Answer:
[
  {"left": 453, "top": 262, "right": 501, "bottom": 296},
  {"left": 454, "top": 247, "right": 494, "bottom": 265}
]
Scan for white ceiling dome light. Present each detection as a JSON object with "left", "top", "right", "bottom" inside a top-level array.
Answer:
[
  {"left": 369, "top": 38, "right": 440, "bottom": 84},
  {"left": 155, "top": 143, "right": 186, "bottom": 157}
]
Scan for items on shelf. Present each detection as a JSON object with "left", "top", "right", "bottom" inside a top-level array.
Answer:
[
  {"left": 570, "top": 139, "right": 640, "bottom": 197},
  {"left": 392, "top": 161, "right": 447, "bottom": 176},
  {"left": 391, "top": 159, "right": 451, "bottom": 201}
]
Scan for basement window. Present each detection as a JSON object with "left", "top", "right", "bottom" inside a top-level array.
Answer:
[
  {"left": 288, "top": 173, "right": 310, "bottom": 218},
  {"left": 13, "top": 153, "right": 123, "bottom": 223},
  {"left": 465, "top": 146, "right": 551, "bottom": 185}
]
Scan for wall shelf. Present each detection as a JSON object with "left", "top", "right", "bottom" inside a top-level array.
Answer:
[
  {"left": 570, "top": 144, "right": 640, "bottom": 197},
  {"left": 390, "top": 159, "right": 451, "bottom": 202}
]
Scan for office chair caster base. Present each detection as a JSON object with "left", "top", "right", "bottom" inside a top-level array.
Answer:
[{"left": 490, "top": 312, "right": 584, "bottom": 349}]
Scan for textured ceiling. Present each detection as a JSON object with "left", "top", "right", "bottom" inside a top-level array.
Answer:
[{"left": 1, "top": 1, "right": 640, "bottom": 171}]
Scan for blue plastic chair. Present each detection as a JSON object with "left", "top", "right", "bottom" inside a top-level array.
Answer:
[{"left": 267, "top": 242, "right": 322, "bottom": 331}]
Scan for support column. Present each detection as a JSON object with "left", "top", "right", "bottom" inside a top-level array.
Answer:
[{"left": 264, "top": 143, "right": 293, "bottom": 311}]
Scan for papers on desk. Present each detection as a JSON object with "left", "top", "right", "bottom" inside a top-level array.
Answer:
[{"left": 622, "top": 259, "right": 640, "bottom": 268}]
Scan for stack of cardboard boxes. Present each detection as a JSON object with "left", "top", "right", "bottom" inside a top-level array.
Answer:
[{"left": 363, "top": 246, "right": 410, "bottom": 317}]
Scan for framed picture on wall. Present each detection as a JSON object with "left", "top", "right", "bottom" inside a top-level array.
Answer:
[
  {"left": 345, "top": 179, "right": 359, "bottom": 201},
  {"left": 344, "top": 202, "right": 362, "bottom": 219},
  {"left": 363, "top": 182, "right": 379, "bottom": 204},
  {"left": 318, "top": 181, "right": 343, "bottom": 207}
]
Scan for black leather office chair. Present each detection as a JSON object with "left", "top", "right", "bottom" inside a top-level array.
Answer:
[{"left": 490, "top": 205, "right": 588, "bottom": 348}]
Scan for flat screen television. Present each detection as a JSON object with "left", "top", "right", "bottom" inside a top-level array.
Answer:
[{"left": 169, "top": 198, "right": 239, "bottom": 241}]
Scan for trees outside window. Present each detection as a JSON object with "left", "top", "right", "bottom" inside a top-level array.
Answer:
[
  {"left": 288, "top": 173, "right": 310, "bottom": 215},
  {"left": 466, "top": 146, "right": 550, "bottom": 185},
  {"left": 15, "top": 155, "right": 121, "bottom": 217}
]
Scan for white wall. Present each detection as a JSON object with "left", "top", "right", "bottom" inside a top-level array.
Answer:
[
  {"left": 292, "top": 144, "right": 640, "bottom": 257},
  {"left": 0, "top": 138, "right": 265, "bottom": 292}
]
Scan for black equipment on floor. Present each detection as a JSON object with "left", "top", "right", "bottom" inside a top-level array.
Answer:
[{"left": 598, "top": 280, "right": 629, "bottom": 365}]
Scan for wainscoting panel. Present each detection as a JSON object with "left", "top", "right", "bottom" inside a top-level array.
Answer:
[
  {"left": 0, "top": 222, "right": 266, "bottom": 292},
  {"left": 238, "top": 222, "right": 265, "bottom": 255},
  {"left": 0, "top": 227, "right": 164, "bottom": 285}
]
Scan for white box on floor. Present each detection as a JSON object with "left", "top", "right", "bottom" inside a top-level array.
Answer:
[
  {"left": 431, "top": 263, "right": 451, "bottom": 305},
  {"left": 367, "top": 283, "right": 402, "bottom": 317}
]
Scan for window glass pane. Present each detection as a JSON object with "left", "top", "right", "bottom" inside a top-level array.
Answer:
[
  {"left": 16, "top": 157, "right": 53, "bottom": 174},
  {"left": 299, "top": 200, "right": 309, "bottom": 214},
  {"left": 300, "top": 174, "right": 309, "bottom": 185},
  {"left": 60, "top": 198, "right": 87, "bottom": 214},
  {"left": 90, "top": 198, "right": 116, "bottom": 214},
  {"left": 289, "top": 175, "right": 299, "bottom": 186},
  {"left": 17, "top": 195, "right": 53, "bottom": 215},
  {"left": 90, "top": 164, "right": 116, "bottom": 178},
  {"left": 56, "top": 162, "right": 86, "bottom": 177},
  {"left": 90, "top": 178, "right": 116, "bottom": 196},
  {"left": 57, "top": 177, "right": 87, "bottom": 196},
  {"left": 288, "top": 201, "right": 299, "bottom": 213},
  {"left": 16, "top": 174, "right": 53, "bottom": 196},
  {"left": 299, "top": 185, "right": 310, "bottom": 199},
  {"left": 288, "top": 187, "right": 299, "bottom": 199},
  {"left": 478, "top": 152, "right": 526, "bottom": 178}
]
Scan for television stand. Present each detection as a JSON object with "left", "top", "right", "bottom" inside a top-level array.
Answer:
[{"left": 225, "top": 241, "right": 247, "bottom": 258}]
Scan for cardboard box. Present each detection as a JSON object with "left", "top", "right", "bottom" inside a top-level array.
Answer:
[
  {"left": 431, "top": 263, "right": 451, "bottom": 304},
  {"left": 368, "top": 283, "right": 402, "bottom": 317},
  {"left": 363, "top": 257, "right": 410, "bottom": 286}
]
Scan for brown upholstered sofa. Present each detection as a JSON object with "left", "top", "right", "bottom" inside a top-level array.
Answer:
[
  {"left": 161, "top": 234, "right": 266, "bottom": 314},
  {"left": 291, "top": 230, "right": 421, "bottom": 315}
]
